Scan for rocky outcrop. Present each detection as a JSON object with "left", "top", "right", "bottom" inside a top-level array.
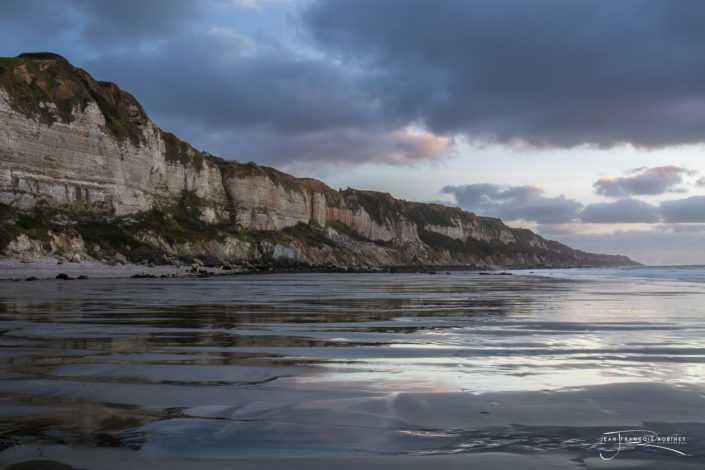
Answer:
[{"left": 0, "top": 53, "right": 638, "bottom": 268}]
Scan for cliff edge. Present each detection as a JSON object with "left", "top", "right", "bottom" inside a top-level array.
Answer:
[{"left": 0, "top": 53, "right": 638, "bottom": 269}]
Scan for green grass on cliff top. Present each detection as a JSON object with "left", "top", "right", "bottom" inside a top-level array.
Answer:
[{"left": 0, "top": 57, "right": 22, "bottom": 69}]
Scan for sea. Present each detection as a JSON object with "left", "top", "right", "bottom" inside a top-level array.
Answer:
[{"left": 0, "top": 266, "right": 704, "bottom": 468}]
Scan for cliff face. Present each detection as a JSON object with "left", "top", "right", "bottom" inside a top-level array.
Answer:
[{"left": 0, "top": 53, "right": 637, "bottom": 268}]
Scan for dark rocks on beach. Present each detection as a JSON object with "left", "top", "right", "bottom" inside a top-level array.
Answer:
[
  {"left": 25, "top": 276, "right": 38, "bottom": 281},
  {"left": 182, "top": 255, "right": 221, "bottom": 267},
  {"left": 55, "top": 273, "right": 73, "bottom": 280},
  {"left": 1, "top": 460, "right": 78, "bottom": 470},
  {"left": 128, "top": 249, "right": 167, "bottom": 266}
]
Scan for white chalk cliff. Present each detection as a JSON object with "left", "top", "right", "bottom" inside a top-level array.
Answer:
[{"left": 0, "top": 53, "right": 637, "bottom": 268}]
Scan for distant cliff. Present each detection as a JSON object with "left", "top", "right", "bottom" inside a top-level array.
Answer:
[{"left": 0, "top": 53, "right": 638, "bottom": 268}]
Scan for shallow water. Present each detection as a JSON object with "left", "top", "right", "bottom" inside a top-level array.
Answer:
[{"left": 1, "top": 270, "right": 704, "bottom": 468}]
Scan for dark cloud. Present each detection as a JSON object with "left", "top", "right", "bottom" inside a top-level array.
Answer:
[
  {"left": 305, "top": 0, "right": 705, "bottom": 148},
  {"left": 84, "top": 30, "right": 450, "bottom": 167},
  {"left": 573, "top": 195, "right": 705, "bottom": 224},
  {"left": 5, "top": 0, "right": 705, "bottom": 168},
  {"left": 2, "top": 0, "right": 453, "bottom": 168},
  {"left": 72, "top": 0, "right": 205, "bottom": 45},
  {"left": 169, "top": 122, "right": 451, "bottom": 171},
  {"left": 91, "top": 48, "right": 382, "bottom": 134},
  {"left": 1, "top": 0, "right": 204, "bottom": 47},
  {"left": 593, "top": 165, "right": 691, "bottom": 197},
  {"left": 441, "top": 183, "right": 542, "bottom": 206},
  {"left": 660, "top": 196, "right": 705, "bottom": 223},
  {"left": 1, "top": 0, "right": 448, "bottom": 168},
  {"left": 1, "top": 1, "right": 74, "bottom": 37},
  {"left": 443, "top": 187, "right": 705, "bottom": 226},
  {"left": 580, "top": 199, "right": 660, "bottom": 223},
  {"left": 441, "top": 184, "right": 582, "bottom": 224}
]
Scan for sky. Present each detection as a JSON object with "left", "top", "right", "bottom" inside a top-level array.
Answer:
[{"left": 2, "top": 0, "right": 704, "bottom": 265}]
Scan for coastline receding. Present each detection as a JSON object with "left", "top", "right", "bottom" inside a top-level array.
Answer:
[{"left": 0, "top": 54, "right": 637, "bottom": 271}]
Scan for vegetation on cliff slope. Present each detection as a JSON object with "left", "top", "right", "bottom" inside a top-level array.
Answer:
[
  {"left": 0, "top": 197, "right": 346, "bottom": 264},
  {"left": 418, "top": 228, "right": 560, "bottom": 265},
  {"left": 221, "top": 160, "right": 303, "bottom": 194},
  {"left": 0, "top": 53, "right": 204, "bottom": 169},
  {"left": 0, "top": 203, "right": 52, "bottom": 251},
  {"left": 340, "top": 189, "right": 461, "bottom": 228},
  {"left": 0, "top": 53, "right": 146, "bottom": 143},
  {"left": 162, "top": 131, "right": 204, "bottom": 171}
]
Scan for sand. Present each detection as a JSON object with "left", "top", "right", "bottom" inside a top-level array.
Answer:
[
  {"left": 2, "top": 383, "right": 704, "bottom": 469},
  {"left": 1, "top": 270, "right": 703, "bottom": 469}
]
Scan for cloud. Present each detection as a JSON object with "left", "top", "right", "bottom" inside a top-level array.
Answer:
[
  {"left": 441, "top": 183, "right": 582, "bottom": 224},
  {"left": 386, "top": 130, "right": 452, "bottom": 163},
  {"left": 593, "top": 165, "right": 692, "bottom": 197},
  {"left": 305, "top": 0, "right": 705, "bottom": 148},
  {"left": 1, "top": 0, "right": 205, "bottom": 47},
  {"left": 79, "top": 28, "right": 454, "bottom": 168},
  {"left": 194, "top": 125, "right": 451, "bottom": 170},
  {"left": 89, "top": 43, "right": 380, "bottom": 134},
  {"left": 656, "top": 223, "right": 705, "bottom": 234},
  {"left": 442, "top": 183, "right": 543, "bottom": 207},
  {"left": 5, "top": 0, "right": 451, "bottom": 169},
  {"left": 6, "top": 0, "right": 705, "bottom": 170},
  {"left": 226, "top": 0, "right": 296, "bottom": 9},
  {"left": 78, "top": 0, "right": 207, "bottom": 45},
  {"left": 660, "top": 196, "right": 705, "bottom": 223},
  {"left": 570, "top": 195, "right": 705, "bottom": 224},
  {"left": 580, "top": 199, "right": 660, "bottom": 223},
  {"left": 697, "top": 177, "right": 705, "bottom": 187},
  {"left": 441, "top": 188, "right": 703, "bottom": 226}
]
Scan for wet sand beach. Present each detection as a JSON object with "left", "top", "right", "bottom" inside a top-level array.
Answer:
[{"left": 1, "top": 270, "right": 704, "bottom": 468}]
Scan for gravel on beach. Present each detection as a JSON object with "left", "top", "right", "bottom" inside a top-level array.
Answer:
[{"left": 0, "top": 259, "right": 226, "bottom": 280}]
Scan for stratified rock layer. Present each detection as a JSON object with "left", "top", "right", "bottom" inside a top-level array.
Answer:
[{"left": 0, "top": 53, "right": 637, "bottom": 267}]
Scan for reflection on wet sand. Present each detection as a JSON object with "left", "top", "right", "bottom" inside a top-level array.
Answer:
[{"left": 0, "top": 272, "right": 704, "bottom": 468}]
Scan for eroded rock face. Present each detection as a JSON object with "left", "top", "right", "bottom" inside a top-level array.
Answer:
[
  {"left": 224, "top": 175, "right": 310, "bottom": 231},
  {"left": 0, "top": 89, "right": 228, "bottom": 218},
  {"left": 0, "top": 54, "right": 638, "bottom": 268}
]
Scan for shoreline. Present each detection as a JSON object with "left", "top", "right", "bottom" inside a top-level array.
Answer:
[
  {"left": 0, "top": 258, "right": 219, "bottom": 281},
  {"left": 1, "top": 265, "right": 702, "bottom": 468},
  {"left": 0, "top": 259, "right": 489, "bottom": 281},
  {"left": 0, "top": 257, "right": 611, "bottom": 281}
]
